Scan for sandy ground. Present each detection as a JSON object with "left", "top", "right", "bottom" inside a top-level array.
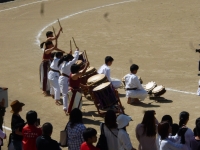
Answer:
[{"left": 1, "top": 0, "right": 200, "bottom": 149}]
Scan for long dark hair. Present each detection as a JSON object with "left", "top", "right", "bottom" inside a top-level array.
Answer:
[
  {"left": 40, "top": 41, "right": 53, "bottom": 49},
  {"left": 105, "top": 110, "right": 117, "bottom": 129},
  {"left": 141, "top": 110, "right": 156, "bottom": 137},
  {"left": 179, "top": 111, "right": 189, "bottom": 127},
  {"left": 158, "top": 121, "right": 170, "bottom": 140},
  {"left": 58, "top": 54, "right": 74, "bottom": 67},
  {"left": 69, "top": 108, "right": 83, "bottom": 128}
]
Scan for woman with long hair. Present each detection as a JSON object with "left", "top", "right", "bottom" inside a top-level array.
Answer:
[
  {"left": 65, "top": 108, "right": 85, "bottom": 150},
  {"left": 58, "top": 48, "right": 79, "bottom": 114},
  {"left": 135, "top": 110, "right": 158, "bottom": 150}
]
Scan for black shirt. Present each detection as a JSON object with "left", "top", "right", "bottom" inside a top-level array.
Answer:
[
  {"left": 11, "top": 114, "right": 25, "bottom": 141},
  {"left": 36, "top": 135, "right": 61, "bottom": 150}
]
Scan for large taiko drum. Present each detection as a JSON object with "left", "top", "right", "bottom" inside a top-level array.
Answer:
[
  {"left": 93, "top": 82, "right": 118, "bottom": 109},
  {"left": 73, "top": 51, "right": 85, "bottom": 62},
  {"left": 87, "top": 74, "right": 108, "bottom": 99},
  {"left": 80, "top": 67, "right": 97, "bottom": 85},
  {"left": 75, "top": 60, "right": 85, "bottom": 70},
  {"left": 145, "top": 81, "right": 157, "bottom": 94},
  {"left": 152, "top": 85, "right": 166, "bottom": 96}
]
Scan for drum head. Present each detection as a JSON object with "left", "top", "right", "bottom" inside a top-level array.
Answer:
[
  {"left": 73, "top": 51, "right": 83, "bottom": 57},
  {"left": 87, "top": 74, "right": 106, "bottom": 84},
  {"left": 93, "top": 82, "right": 111, "bottom": 91},
  {"left": 152, "top": 85, "right": 165, "bottom": 93},
  {"left": 145, "top": 81, "right": 156, "bottom": 91},
  {"left": 76, "top": 60, "right": 83, "bottom": 65}
]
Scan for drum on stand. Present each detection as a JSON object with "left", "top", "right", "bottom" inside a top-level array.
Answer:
[
  {"left": 87, "top": 74, "right": 108, "bottom": 100},
  {"left": 144, "top": 81, "right": 157, "bottom": 94},
  {"left": 75, "top": 60, "right": 85, "bottom": 70},
  {"left": 152, "top": 85, "right": 166, "bottom": 97},
  {"left": 79, "top": 67, "right": 97, "bottom": 96},
  {"left": 93, "top": 82, "right": 124, "bottom": 116}
]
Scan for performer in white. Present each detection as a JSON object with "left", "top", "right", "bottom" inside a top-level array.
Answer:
[
  {"left": 98, "top": 56, "right": 122, "bottom": 89},
  {"left": 197, "top": 80, "right": 200, "bottom": 96},
  {"left": 124, "top": 64, "right": 148, "bottom": 104},
  {"left": 58, "top": 48, "right": 79, "bottom": 114}
]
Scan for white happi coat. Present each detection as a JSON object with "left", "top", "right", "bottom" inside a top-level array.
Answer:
[
  {"left": 124, "top": 73, "right": 148, "bottom": 100},
  {"left": 97, "top": 64, "right": 121, "bottom": 89}
]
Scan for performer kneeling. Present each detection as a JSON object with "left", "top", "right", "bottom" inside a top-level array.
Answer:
[
  {"left": 98, "top": 56, "right": 122, "bottom": 89},
  {"left": 67, "top": 62, "right": 89, "bottom": 114},
  {"left": 124, "top": 64, "right": 148, "bottom": 104}
]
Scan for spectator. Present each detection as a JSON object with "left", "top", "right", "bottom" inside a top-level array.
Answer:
[
  {"left": 0, "top": 129, "right": 6, "bottom": 150},
  {"left": 22, "top": 110, "right": 42, "bottom": 150},
  {"left": 135, "top": 110, "right": 158, "bottom": 150},
  {"left": 36, "top": 122, "right": 61, "bottom": 150},
  {"left": 81, "top": 128, "right": 99, "bottom": 150},
  {"left": 193, "top": 117, "right": 200, "bottom": 136},
  {"left": 158, "top": 121, "right": 183, "bottom": 150},
  {"left": 66, "top": 108, "right": 86, "bottom": 150},
  {"left": 190, "top": 122, "right": 200, "bottom": 150},
  {"left": 8, "top": 100, "right": 25, "bottom": 150},
  {"left": 178, "top": 111, "right": 193, "bottom": 150},
  {"left": 117, "top": 114, "right": 136, "bottom": 150},
  {"left": 100, "top": 110, "right": 118, "bottom": 150}
]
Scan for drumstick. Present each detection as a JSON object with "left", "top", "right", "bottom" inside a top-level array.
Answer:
[
  {"left": 84, "top": 50, "right": 90, "bottom": 68},
  {"left": 52, "top": 26, "right": 56, "bottom": 36},
  {"left": 57, "top": 19, "right": 63, "bottom": 33},
  {"left": 72, "top": 37, "right": 78, "bottom": 48}
]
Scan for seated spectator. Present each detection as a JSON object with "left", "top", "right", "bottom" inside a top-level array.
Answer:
[
  {"left": 66, "top": 108, "right": 86, "bottom": 150},
  {"left": 36, "top": 122, "right": 61, "bottom": 150},
  {"left": 117, "top": 114, "right": 136, "bottom": 150},
  {"left": 100, "top": 110, "right": 118, "bottom": 150},
  {"left": 193, "top": 117, "right": 200, "bottom": 136},
  {"left": 190, "top": 122, "right": 200, "bottom": 150},
  {"left": 135, "top": 110, "right": 158, "bottom": 150},
  {"left": 22, "top": 110, "right": 42, "bottom": 150},
  {"left": 158, "top": 121, "right": 183, "bottom": 150},
  {"left": 81, "top": 128, "right": 99, "bottom": 150}
]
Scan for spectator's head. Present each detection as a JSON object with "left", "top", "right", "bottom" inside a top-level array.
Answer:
[
  {"left": 196, "top": 122, "right": 200, "bottom": 137},
  {"left": 26, "top": 110, "right": 37, "bottom": 125},
  {"left": 117, "top": 114, "right": 132, "bottom": 129},
  {"left": 58, "top": 54, "right": 74, "bottom": 67},
  {"left": 55, "top": 52, "right": 63, "bottom": 59},
  {"left": 82, "top": 128, "right": 97, "bottom": 144},
  {"left": 161, "top": 115, "right": 173, "bottom": 126},
  {"left": 46, "top": 31, "right": 53, "bottom": 38},
  {"left": 42, "top": 122, "right": 53, "bottom": 136},
  {"left": 171, "top": 124, "right": 179, "bottom": 136},
  {"left": 158, "top": 121, "right": 171, "bottom": 140},
  {"left": 69, "top": 108, "right": 83, "bottom": 128},
  {"left": 179, "top": 111, "right": 189, "bottom": 127},
  {"left": 105, "top": 110, "right": 117, "bottom": 129},
  {"left": 141, "top": 110, "right": 156, "bottom": 137},
  {"left": 10, "top": 100, "right": 25, "bottom": 114},
  {"left": 130, "top": 64, "right": 139, "bottom": 74},
  {"left": 71, "top": 64, "right": 80, "bottom": 74},
  {"left": 105, "top": 56, "right": 114, "bottom": 66},
  {"left": 195, "top": 118, "right": 200, "bottom": 126}
]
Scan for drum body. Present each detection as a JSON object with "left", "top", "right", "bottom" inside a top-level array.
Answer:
[
  {"left": 152, "top": 85, "right": 166, "bottom": 96},
  {"left": 93, "top": 82, "right": 117, "bottom": 109},
  {"left": 80, "top": 67, "right": 97, "bottom": 85},
  {"left": 75, "top": 60, "right": 85, "bottom": 70},
  {"left": 145, "top": 81, "right": 157, "bottom": 94}
]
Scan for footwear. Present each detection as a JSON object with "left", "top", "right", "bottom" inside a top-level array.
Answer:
[{"left": 55, "top": 100, "right": 61, "bottom": 106}]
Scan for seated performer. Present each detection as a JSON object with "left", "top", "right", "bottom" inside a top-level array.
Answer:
[
  {"left": 124, "top": 64, "right": 148, "bottom": 104},
  {"left": 98, "top": 56, "right": 121, "bottom": 89},
  {"left": 67, "top": 62, "right": 90, "bottom": 114}
]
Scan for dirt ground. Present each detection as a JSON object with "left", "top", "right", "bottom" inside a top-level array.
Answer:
[{"left": 1, "top": 0, "right": 200, "bottom": 149}]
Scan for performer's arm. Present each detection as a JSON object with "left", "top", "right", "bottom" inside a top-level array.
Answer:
[
  {"left": 135, "top": 77, "right": 143, "bottom": 90},
  {"left": 69, "top": 47, "right": 79, "bottom": 64},
  {"left": 46, "top": 27, "right": 62, "bottom": 41},
  {"left": 45, "top": 39, "right": 58, "bottom": 54},
  {"left": 71, "top": 62, "right": 89, "bottom": 79},
  {"left": 55, "top": 47, "right": 65, "bottom": 53},
  {"left": 106, "top": 68, "right": 112, "bottom": 82}
]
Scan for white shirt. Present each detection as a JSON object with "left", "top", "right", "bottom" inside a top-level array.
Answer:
[
  {"left": 124, "top": 73, "right": 143, "bottom": 90},
  {"left": 160, "top": 138, "right": 183, "bottom": 150},
  {"left": 98, "top": 64, "right": 111, "bottom": 82},
  {"left": 0, "top": 129, "right": 5, "bottom": 145},
  {"left": 48, "top": 57, "right": 61, "bottom": 80},
  {"left": 50, "top": 57, "right": 61, "bottom": 71},
  {"left": 118, "top": 129, "right": 133, "bottom": 150}
]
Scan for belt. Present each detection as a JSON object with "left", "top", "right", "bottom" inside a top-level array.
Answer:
[
  {"left": 50, "top": 68, "right": 60, "bottom": 73},
  {"left": 61, "top": 73, "right": 70, "bottom": 78},
  {"left": 126, "top": 88, "right": 137, "bottom": 91}
]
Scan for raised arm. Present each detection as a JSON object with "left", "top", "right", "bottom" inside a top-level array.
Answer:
[
  {"left": 68, "top": 47, "right": 79, "bottom": 65},
  {"left": 71, "top": 62, "right": 89, "bottom": 80},
  {"left": 44, "top": 38, "right": 58, "bottom": 54},
  {"left": 46, "top": 27, "right": 62, "bottom": 41}
]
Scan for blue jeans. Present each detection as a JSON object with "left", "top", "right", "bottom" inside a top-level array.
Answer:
[{"left": 12, "top": 140, "right": 22, "bottom": 150}]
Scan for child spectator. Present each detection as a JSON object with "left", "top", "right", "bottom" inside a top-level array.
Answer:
[
  {"left": 81, "top": 128, "right": 99, "bottom": 150},
  {"left": 22, "top": 110, "right": 42, "bottom": 150},
  {"left": 193, "top": 117, "right": 200, "bottom": 136},
  {"left": 190, "top": 122, "right": 200, "bottom": 149},
  {"left": 36, "top": 122, "right": 61, "bottom": 150}
]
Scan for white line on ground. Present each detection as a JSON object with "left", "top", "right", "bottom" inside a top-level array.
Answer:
[{"left": 0, "top": 0, "right": 48, "bottom": 13}]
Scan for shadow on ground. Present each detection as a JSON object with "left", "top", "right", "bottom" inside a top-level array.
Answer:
[
  {"left": 149, "top": 97, "right": 173, "bottom": 103},
  {"left": 0, "top": 0, "right": 14, "bottom": 3}
]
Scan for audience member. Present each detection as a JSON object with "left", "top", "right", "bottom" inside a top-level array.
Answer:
[
  {"left": 36, "top": 122, "right": 61, "bottom": 150},
  {"left": 193, "top": 117, "right": 200, "bottom": 136},
  {"left": 66, "top": 108, "right": 86, "bottom": 150},
  {"left": 100, "top": 110, "right": 118, "bottom": 150},
  {"left": 158, "top": 121, "right": 183, "bottom": 150},
  {"left": 8, "top": 100, "right": 25, "bottom": 150},
  {"left": 190, "top": 122, "right": 200, "bottom": 150},
  {"left": 81, "top": 128, "right": 99, "bottom": 150},
  {"left": 117, "top": 114, "right": 136, "bottom": 150},
  {"left": 22, "top": 110, "right": 42, "bottom": 150},
  {"left": 136, "top": 110, "right": 158, "bottom": 150}
]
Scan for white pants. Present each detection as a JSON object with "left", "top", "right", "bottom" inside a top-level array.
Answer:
[
  {"left": 126, "top": 89, "right": 148, "bottom": 100},
  {"left": 59, "top": 76, "right": 69, "bottom": 110},
  {"left": 49, "top": 77, "right": 60, "bottom": 100},
  {"left": 111, "top": 78, "right": 122, "bottom": 89}
]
